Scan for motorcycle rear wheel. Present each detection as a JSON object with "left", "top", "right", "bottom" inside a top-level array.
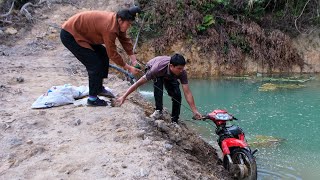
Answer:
[{"left": 223, "top": 148, "right": 257, "bottom": 180}]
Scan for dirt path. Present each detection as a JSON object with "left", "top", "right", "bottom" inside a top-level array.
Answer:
[{"left": 0, "top": 1, "right": 231, "bottom": 179}]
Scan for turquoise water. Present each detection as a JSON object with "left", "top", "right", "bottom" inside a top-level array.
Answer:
[{"left": 139, "top": 76, "right": 320, "bottom": 179}]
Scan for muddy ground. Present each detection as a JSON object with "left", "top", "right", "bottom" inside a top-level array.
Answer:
[{"left": 0, "top": 0, "right": 232, "bottom": 179}]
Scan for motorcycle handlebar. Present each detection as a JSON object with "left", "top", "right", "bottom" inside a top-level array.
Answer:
[
  {"left": 192, "top": 114, "right": 210, "bottom": 121},
  {"left": 192, "top": 114, "right": 238, "bottom": 121}
]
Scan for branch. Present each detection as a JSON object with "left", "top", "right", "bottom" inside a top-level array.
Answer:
[
  {"left": 0, "top": 1, "right": 15, "bottom": 18},
  {"left": 0, "top": 19, "right": 13, "bottom": 24},
  {"left": 19, "top": 0, "right": 51, "bottom": 21},
  {"left": 20, "top": 2, "right": 35, "bottom": 20},
  {"left": 294, "top": 0, "right": 311, "bottom": 34},
  {"left": 263, "top": 0, "right": 273, "bottom": 9},
  {"left": 133, "top": 14, "right": 146, "bottom": 53}
]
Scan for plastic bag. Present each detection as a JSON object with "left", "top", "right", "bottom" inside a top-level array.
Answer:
[{"left": 31, "top": 84, "right": 89, "bottom": 109}]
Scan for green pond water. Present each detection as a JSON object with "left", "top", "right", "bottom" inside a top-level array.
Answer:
[{"left": 139, "top": 75, "right": 320, "bottom": 180}]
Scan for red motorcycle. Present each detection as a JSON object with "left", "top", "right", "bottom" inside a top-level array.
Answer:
[{"left": 200, "top": 109, "right": 258, "bottom": 180}]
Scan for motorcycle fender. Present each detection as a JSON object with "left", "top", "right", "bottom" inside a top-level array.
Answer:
[{"left": 221, "top": 138, "right": 248, "bottom": 155}]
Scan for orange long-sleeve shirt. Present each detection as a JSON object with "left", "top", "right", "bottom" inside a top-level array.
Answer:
[{"left": 62, "top": 11, "right": 133, "bottom": 67}]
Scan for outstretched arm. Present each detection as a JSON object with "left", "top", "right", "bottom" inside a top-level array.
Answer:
[
  {"left": 116, "top": 75, "right": 148, "bottom": 106},
  {"left": 182, "top": 84, "right": 202, "bottom": 119}
]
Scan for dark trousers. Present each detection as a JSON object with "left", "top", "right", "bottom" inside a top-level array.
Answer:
[
  {"left": 154, "top": 77, "right": 182, "bottom": 122},
  {"left": 60, "top": 29, "right": 109, "bottom": 96}
]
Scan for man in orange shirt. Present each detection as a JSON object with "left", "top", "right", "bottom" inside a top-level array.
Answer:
[{"left": 60, "top": 6, "right": 141, "bottom": 106}]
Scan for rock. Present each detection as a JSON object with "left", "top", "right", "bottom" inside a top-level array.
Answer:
[
  {"left": 5, "top": 27, "right": 18, "bottom": 35},
  {"left": 248, "top": 135, "right": 285, "bottom": 147},
  {"left": 48, "top": 27, "right": 58, "bottom": 33},
  {"left": 169, "top": 133, "right": 182, "bottom": 143},
  {"left": 39, "top": 32, "right": 48, "bottom": 38},
  {"left": 16, "top": 77, "right": 24, "bottom": 83},
  {"left": 47, "top": 34, "right": 58, "bottom": 39},
  {"left": 140, "top": 168, "right": 149, "bottom": 177},
  {"left": 74, "top": 119, "right": 81, "bottom": 126},
  {"left": 121, "top": 164, "right": 127, "bottom": 168},
  {"left": 4, "top": 123, "right": 11, "bottom": 130},
  {"left": 0, "top": 30, "right": 4, "bottom": 35},
  {"left": 9, "top": 138, "right": 23, "bottom": 148},
  {"left": 26, "top": 140, "right": 33, "bottom": 144},
  {"left": 53, "top": 15, "right": 60, "bottom": 19},
  {"left": 154, "top": 120, "right": 170, "bottom": 133},
  {"left": 135, "top": 130, "right": 145, "bottom": 139},
  {"left": 142, "top": 138, "right": 152, "bottom": 146},
  {"left": 164, "top": 143, "right": 173, "bottom": 151},
  {"left": 40, "top": 15, "right": 49, "bottom": 19},
  {"left": 116, "top": 127, "right": 126, "bottom": 132},
  {"left": 259, "top": 83, "right": 306, "bottom": 91}
]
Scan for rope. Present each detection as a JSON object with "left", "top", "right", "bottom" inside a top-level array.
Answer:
[
  {"left": 152, "top": 80, "right": 212, "bottom": 127},
  {"left": 152, "top": 82, "right": 194, "bottom": 114}
]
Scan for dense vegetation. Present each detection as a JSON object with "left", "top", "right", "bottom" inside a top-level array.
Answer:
[
  {"left": 135, "top": 0, "right": 320, "bottom": 73},
  {"left": 1, "top": 0, "right": 319, "bottom": 73}
]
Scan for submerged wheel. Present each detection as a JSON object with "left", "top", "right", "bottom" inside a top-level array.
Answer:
[{"left": 223, "top": 148, "right": 257, "bottom": 180}]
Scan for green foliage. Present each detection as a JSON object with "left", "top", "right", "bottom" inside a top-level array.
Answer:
[
  {"left": 313, "top": 16, "right": 320, "bottom": 25},
  {"left": 274, "top": 10, "right": 284, "bottom": 18},
  {"left": 197, "top": 15, "right": 215, "bottom": 32},
  {"left": 177, "top": 0, "right": 185, "bottom": 14},
  {"left": 229, "top": 34, "right": 252, "bottom": 53},
  {"left": 129, "top": 25, "right": 139, "bottom": 40},
  {"left": 137, "top": 0, "right": 312, "bottom": 73},
  {"left": 246, "top": 4, "right": 265, "bottom": 21},
  {"left": 223, "top": 43, "right": 229, "bottom": 55},
  {"left": 200, "top": 2, "right": 216, "bottom": 13},
  {"left": 216, "top": 0, "right": 229, "bottom": 6}
]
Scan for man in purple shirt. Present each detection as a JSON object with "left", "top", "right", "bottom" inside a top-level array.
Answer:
[{"left": 116, "top": 54, "right": 202, "bottom": 123}]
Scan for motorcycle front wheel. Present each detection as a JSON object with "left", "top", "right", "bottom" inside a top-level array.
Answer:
[{"left": 223, "top": 148, "right": 257, "bottom": 180}]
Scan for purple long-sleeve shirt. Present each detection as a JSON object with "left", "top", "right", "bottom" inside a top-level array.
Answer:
[{"left": 145, "top": 56, "right": 188, "bottom": 84}]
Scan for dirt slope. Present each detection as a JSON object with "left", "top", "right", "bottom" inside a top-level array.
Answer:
[{"left": 0, "top": 1, "right": 231, "bottom": 179}]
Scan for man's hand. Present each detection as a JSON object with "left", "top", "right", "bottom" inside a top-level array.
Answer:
[
  {"left": 192, "top": 111, "right": 203, "bottom": 120},
  {"left": 128, "top": 65, "right": 142, "bottom": 75},
  {"left": 114, "top": 96, "right": 125, "bottom": 107},
  {"left": 130, "top": 54, "right": 138, "bottom": 66},
  {"left": 124, "top": 63, "right": 142, "bottom": 75}
]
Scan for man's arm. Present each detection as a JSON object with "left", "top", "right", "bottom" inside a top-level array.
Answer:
[
  {"left": 116, "top": 75, "right": 148, "bottom": 106},
  {"left": 103, "top": 34, "right": 139, "bottom": 75},
  {"left": 182, "top": 84, "right": 202, "bottom": 119}
]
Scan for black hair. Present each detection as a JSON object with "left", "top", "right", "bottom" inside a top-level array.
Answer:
[
  {"left": 117, "top": 6, "right": 141, "bottom": 21},
  {"left": 170, "top": 53, "right": 186, "bottom": 66}
]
